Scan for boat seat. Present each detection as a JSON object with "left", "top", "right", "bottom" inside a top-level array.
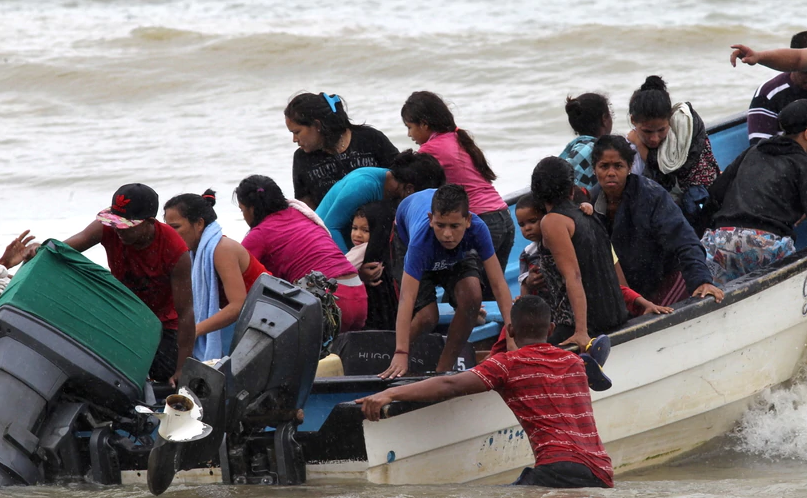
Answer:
[
  {"left": 330, "top": 330, "right": 476, "bottom": 375},
  {"left": 437, "top": 301, "right": 503, "bottom": 343},
  {"left": 437, "top": 301, "right": 503, "bottom": 325}
]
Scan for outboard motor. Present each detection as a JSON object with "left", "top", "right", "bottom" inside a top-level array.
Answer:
[
  {"left": 0, "top": 240, "right": 162, "bottom": 485},
  {"left": 147, "top": 273, "right": 323, "bottom": 494}
]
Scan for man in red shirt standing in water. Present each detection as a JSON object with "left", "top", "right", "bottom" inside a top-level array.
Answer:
[
  {"left": 356, "top": 295, "right": 613, "bottom": 488},
  {"left": 60, "top": 184, "right": 195, "bottom": 387}
]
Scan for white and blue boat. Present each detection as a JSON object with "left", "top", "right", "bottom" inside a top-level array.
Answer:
[{"left": 1, "top": 111, "right": 806, "bottom": 491}]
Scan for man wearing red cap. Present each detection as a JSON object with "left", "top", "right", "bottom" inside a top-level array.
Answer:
[{"left": 60, "top": 183, "right": 194, "bottom": 386}]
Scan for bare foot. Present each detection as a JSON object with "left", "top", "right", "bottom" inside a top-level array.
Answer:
[{"left": 476, "top": 306, "right": 488, "bottom": 326}]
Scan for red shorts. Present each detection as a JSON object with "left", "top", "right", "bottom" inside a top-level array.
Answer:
[{"left": 333, "top": 281, "right": 368, "bottom": 333}]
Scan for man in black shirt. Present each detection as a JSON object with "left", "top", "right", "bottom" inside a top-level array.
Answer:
[{"left": 703, "top": 99, "right": 807, "bottom": 284}]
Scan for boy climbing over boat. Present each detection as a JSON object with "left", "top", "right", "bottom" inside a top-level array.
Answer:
[
  {"left": 358, "top": 295, "right": 613, "bottom": 488},
  {"left": 379, "top": 184, "right": 512, "bottom": 378}
]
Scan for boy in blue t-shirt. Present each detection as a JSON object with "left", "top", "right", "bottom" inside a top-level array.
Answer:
[{"left": 380, "top": 184, "right": 514, "bottom": 378}]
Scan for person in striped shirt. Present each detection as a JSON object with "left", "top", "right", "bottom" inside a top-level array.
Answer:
[
  {"left": 356, "top": 295, "right": 613, "bottom": 488},
  {"left": 745, "top": 32, "right": 807, "bottom": 145}
]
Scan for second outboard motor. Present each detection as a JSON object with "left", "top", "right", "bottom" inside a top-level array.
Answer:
[
  {"left": 0, "top": 240, "right": 162, "bottom": 486},
  {"left": 148, "top": 273, "right": 323, "bottom": 494}
]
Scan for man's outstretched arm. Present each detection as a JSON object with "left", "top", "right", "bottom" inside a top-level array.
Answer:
[
  {"left": 731, "top": 44, "right": 807, "bottom": 72},
  {"left": 356, "top": 371, "right": 488, "bottom": 421}
]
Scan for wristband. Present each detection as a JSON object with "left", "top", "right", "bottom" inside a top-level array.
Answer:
[{"left": 394, "top": 349, "right": 409, "bottom": 356}]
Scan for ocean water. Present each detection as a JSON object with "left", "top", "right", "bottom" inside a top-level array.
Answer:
[{"left": 2, "top": 0, "right": 807, "bottom": 495}]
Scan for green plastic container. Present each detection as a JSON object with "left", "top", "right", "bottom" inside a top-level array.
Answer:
[{"left": 0, "top": 239, "right": 161, "bottom": 386}]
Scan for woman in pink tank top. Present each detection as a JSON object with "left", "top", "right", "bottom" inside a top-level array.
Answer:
[
  {"left": 401, "top": 91, "right": 515, "bottom": 300},
  {"left": 235, "top": 175, "right": 368, "bottom": 333}
]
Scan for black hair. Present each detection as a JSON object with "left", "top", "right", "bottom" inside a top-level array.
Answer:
[
  {"left": 515, "top": 193, "right": 539, "bottom": 211},
  {"left": 572, "top": 186, "right": 591, "bottom": 204},
  {"left": 354, "top": 205, "right": 367, "bottom": 220},
  {"left": 511, "top": 295, "right": 551, "bottom": 340},
  {"left": 390, "top": 150, "right": 447, "bottom": 192},
  {"left": 164, "top": 189, "right": 218, "bottom": 227},
  {"left": 284, "top": 92, "right": 352, "bottom": 152},
  {"left": 431, "top": 184, "right": 469, "bottom": 217},
  {"left": 515, "top": 193, "right": 546, "bottom": 216},
  {"left": 531, "top": 157, "right": 574, "bottom": 207},
  {"left": 629, "top": 75, "right": 672, "bottom": 123},
  {"left": 792, "top": 31, "right": 807, "bottom": 49},
  {"left": 401, "top": 91, "right": 497, "bottom": 182},
  {"left": 592, "top": 135, "right": 636, "bottom": 166},
  {"left": 565, "top": 93, "right": 611, "bottom": 137},
  {"left": 234, "top": 175, "right": 288, "bottom": 227}
]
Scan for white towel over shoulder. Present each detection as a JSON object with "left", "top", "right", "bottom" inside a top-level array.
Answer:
[
  {"left": 287, "top": 199, "right": 330, "bottom": 235},
  {"left": 657, "top": 102, "right": 693, "bottom": 175}
]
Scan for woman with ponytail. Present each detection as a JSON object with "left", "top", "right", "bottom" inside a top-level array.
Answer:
[
  {"left": 164, "top": 189, "right": 268, "bottom": 362},
  {"left": 559, "top": 93, "right": 613, "bottom": 189},
  {"left": 626, "top": 76, "right": 720, "bottom": 234},
  {"left": 285, "top": 92, "right": 399, "bottom": 210},
  {"left": 235, "top": 175, "right": 368, "bottom": 332},
  {"left": 401, "top": 91, "right": 515, "bottom": 298}
]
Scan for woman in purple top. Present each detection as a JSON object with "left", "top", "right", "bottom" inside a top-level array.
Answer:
[
  {"left": 401, "top": 91, "right": 515, "bottom": 299},
  {"left": 236, "top": 175, "right": 367, "bottom": 333}
]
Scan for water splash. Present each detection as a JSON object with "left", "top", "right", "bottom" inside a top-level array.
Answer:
[{"left": 733, "top": 374, "right": 807, "bottom": 460}]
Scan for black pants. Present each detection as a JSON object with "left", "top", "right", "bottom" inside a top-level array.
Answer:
[
  {"left": 548, "top": 324, "right": 575, "bottom": 346},
  {"left": 149, "top": 328, "right": 178, "bottom": 382},
  {"left": 513, "top": 461, "right": 608, "bottom": 488},
  {"left": 477, "top": 209, "right": 515, "bottom": 301}
]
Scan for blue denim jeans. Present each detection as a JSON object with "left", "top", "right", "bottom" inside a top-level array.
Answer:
[{"left": 477, "top": 208, "right": 515, "bottom": 301}]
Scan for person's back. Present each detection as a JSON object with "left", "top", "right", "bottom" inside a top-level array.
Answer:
[
  {"left": 472, "top": 343, "right": 613, "bottom": 487},
  {"left": 551, "top": 200, "right": 627, "bottom": 332},
  {"left": 359, "top": 295, "right": 612, "bottom": 488},
  {"left": 316, "top": 152, "right": 447, "bottom": 254},
  {"left": 713, "top": 136, "right": 807, "bottom": 238},
  {"left": 703, "top": 100, "right": 807, "bottom": 284},
  {"left": 418, "top": 132, "right": 506, "bottom": 214},
  {"left": 559, "top": 93, "right": 613, "bottom": 189},
  {"left": 316, "top": 167, "right": 388, "bottom": 252},
  {"left": 747, "top": 31, "right": 807, "bottom": 145},
  {"left": 244, "top": 207, "right": 355, "bottom": 283}
]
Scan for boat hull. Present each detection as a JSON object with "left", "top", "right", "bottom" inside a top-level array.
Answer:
[
  {"left": 120, "top": 111, "right": 807, "bottom": 489},
  {"left": 302, "top": 262, "right": 807, "bottom": 484}
]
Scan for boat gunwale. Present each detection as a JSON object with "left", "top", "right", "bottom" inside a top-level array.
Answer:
[{"left": 313, "top": 113, "right": 788, "bottom": 380}]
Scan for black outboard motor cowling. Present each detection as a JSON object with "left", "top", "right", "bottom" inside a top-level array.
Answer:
[
  {"left": 0, "top": 240, "right": 164, "bottom": 486},
  {"left": 148, "top": 274, "right": 323, "bottom": 494},
  {"left": 0, "top": 307, "right": 150, "bottom": 486},
  {"left": 227, "top": 274, "right": 322, "bottom": 428}
]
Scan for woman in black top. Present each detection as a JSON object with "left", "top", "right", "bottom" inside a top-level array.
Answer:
[
  {"left": 532, "top": 157, "right": 627, "bottom": 350},
  {"left": 285, "top": 92, "right": 399, "bottom": 209}
]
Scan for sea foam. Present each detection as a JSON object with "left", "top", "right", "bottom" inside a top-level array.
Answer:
[{"left": 733, "top": 369, "right": 807, "bottom": 460}]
